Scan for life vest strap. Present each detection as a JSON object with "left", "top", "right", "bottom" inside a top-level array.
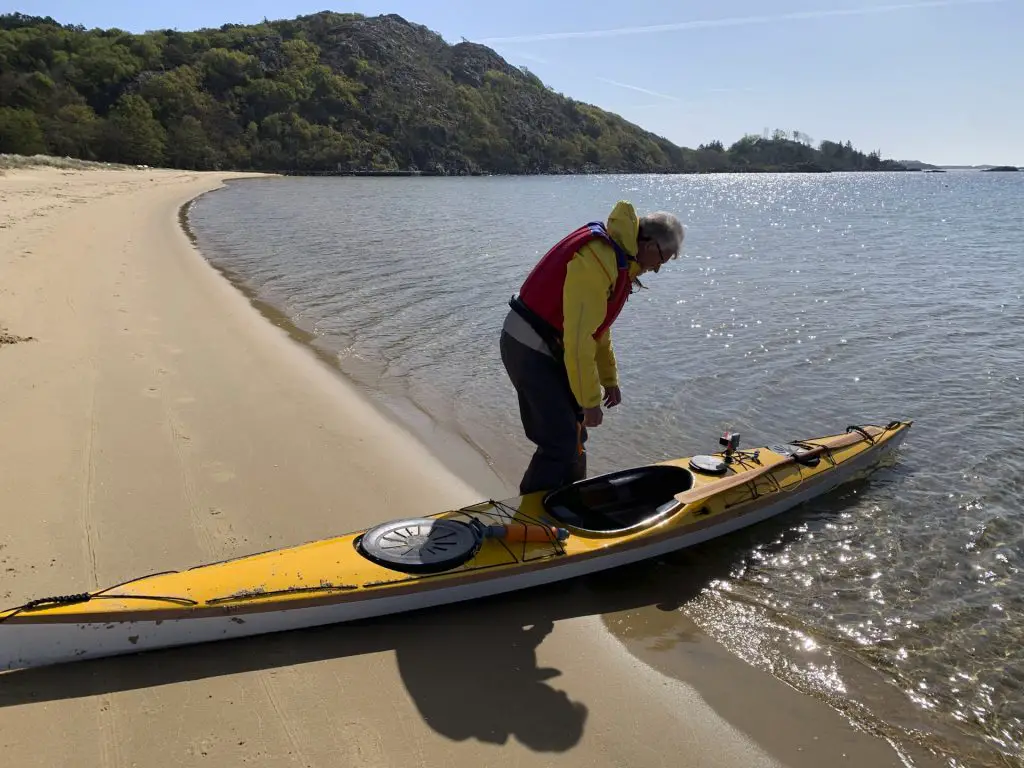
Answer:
[
  {"left": 509, "top": 295, "right": 563, "bottom": 357},
  {"left": 584, "top": 222, "right": 629, "bottom": 271}
]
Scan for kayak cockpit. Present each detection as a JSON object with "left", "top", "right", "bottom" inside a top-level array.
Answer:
[{"left": 541, "top": 464, "right": 694, "bottom": 535}]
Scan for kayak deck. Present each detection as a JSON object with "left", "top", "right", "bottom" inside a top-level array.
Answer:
[{"left": 0, "top": 420, "right": 911, "bottom": 627}]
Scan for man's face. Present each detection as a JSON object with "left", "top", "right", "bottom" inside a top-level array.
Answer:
[{"left": 636, "top": 238, "right": 673, "bottom": 274}]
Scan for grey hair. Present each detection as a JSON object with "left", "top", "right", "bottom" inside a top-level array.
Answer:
[{"left": 638, "top": 211, "right": 685, "bottom": 258}]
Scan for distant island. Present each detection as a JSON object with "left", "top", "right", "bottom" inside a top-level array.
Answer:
[
  {"left": 901, "top": 160, "right": 1021, "bottom": 172},
  {"left": 1, "top": 11, "right": 920, "bottom": 175}
]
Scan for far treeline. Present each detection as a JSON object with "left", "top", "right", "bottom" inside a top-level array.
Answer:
[{"left": 1, "top": 11, "right": 910, "bottom": 175}]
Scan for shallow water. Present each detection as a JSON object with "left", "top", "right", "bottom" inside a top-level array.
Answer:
[{"left": 189, "top": 170, "right": 1024, "bottom": 766}]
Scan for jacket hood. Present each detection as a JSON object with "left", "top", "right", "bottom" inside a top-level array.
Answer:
[{"left": 606, "top": 200, "right": 642, "bottom": 278}]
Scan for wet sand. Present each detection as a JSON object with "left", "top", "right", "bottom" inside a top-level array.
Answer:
[{"left": 0, "top": 163, "right": 916, "bottom": 766}]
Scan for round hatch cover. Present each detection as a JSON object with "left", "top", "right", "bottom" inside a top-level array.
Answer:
[
  {"left": 357, "top": 518, "right": 480, "bottom": 573},
  {"left": 689, "top": 454, "right": 728, "bottom": 475}
]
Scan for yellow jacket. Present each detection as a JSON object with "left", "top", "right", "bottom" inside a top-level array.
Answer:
[{"left": 562, "top": 200, "right": 642, "bottom": 410}]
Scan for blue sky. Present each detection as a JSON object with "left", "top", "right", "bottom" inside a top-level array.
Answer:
[{"left": 10, "top": 0, "right": 1022, "bottom": 165}]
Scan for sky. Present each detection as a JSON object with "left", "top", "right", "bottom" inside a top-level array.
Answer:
[{"left": 8, "top": 0, "right": 1023, "bottom": 166}]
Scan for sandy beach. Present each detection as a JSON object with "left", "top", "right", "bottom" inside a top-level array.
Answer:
[{"left": 0, "top": 163, "right": 919, "bottom": 767}]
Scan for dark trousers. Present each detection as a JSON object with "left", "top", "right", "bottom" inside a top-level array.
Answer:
[{"left": 500, "top": 329, "right": 588, "bottom": 495}]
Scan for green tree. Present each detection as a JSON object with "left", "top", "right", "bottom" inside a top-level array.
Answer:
[
  {"left": 139, "top": 66, "right": 209, "bottom": 122},
  {"left": 103, "top": 94, "right": 166, "bottom": 165},
  {"left": 44, "top": 103, "right": 102, "bottom": 158},
  {"left": 0, "top": 106, "right": 47, "bottom": 154},
  {"left": 165, "top": 115, "right": 218, "bottom": 169},
  {"left": 199, "top": 48, "right": 260, "bottom": 97},
  {"left": 64, "top": 36, "right": 143, "bottom": 110}
]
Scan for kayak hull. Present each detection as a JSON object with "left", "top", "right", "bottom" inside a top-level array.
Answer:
[{"left": 1, "top": 420, "right": 911, "bottom": 671}]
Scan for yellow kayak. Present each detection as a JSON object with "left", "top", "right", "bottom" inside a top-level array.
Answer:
[{"left": 0, "top": 420, "right": 911, "bottom": 671}]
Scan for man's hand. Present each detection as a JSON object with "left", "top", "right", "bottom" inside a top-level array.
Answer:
[
  {"left": 583, "top": 406, "right": 603, "bottom": 428},
  {"left": 603, "top": 386, "right": 622, "bottom": 408}
]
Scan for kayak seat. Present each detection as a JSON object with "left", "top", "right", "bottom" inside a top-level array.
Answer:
[{"left": 541, "top": 465, "right": 694, "bottom": 533}]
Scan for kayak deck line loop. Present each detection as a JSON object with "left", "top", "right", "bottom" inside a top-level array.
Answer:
[
  {"left": 24, "top": 593, "right": 91, "bottom": 608},
  {"left": 847, "top": 424, "right": 878, "bottom": 444},
  {"left": 0, "top": 599, "right": 85, "bottom": 626},
  {"left": 0, "top": 592, "right": 200, "bottom": 625},
  {"left": 1, "top": 418, "right": 913, "bottom": 672}
]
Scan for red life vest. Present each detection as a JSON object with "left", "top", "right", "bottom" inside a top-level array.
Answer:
[{"left": 513, "top": 221, "right": 633, "bottom": 344}]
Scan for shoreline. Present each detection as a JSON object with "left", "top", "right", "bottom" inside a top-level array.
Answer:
[
  {"left": 275, "top": 167, "right": 919, "bottom": 176},
  {"left": 0, "top": 161, "right": 920, "bottom": 767},
  {"left": 179, "top": 182, "right": 516, "bottom": 500}
]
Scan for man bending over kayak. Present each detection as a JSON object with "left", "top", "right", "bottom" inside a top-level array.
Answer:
[{"left": 500, "top": 200, "right": 685, "bottom": 495}]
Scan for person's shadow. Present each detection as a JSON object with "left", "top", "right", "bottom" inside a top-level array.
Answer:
[{"left": 394, "top": 615, "right": 585, "bottom": 751}]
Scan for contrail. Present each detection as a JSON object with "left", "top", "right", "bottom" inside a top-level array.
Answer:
[
  {"left": 596, "top": 77, "right": 680, "bottom": 101},
  {"left": 504, "top": 50, "right": 549, "bottom": 65},
  {"left": 477, "top": 0, "right": 1004, "bottom": 44}
]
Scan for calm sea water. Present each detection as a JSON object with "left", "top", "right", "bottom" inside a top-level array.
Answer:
[{"left": 189, "top": 171, "right": 1023, "bottom": 767}]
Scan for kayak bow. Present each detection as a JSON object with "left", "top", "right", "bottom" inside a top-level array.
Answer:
[{"left": 0, "top": 419, "right": 911, "bottom": 671}]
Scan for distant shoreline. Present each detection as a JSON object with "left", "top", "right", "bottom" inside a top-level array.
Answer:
[
  {"left": 279, "top": 166, "right": 917, "bottom": 177},
  {"left": 4, "top": 155, "right": 1017, "bottom": 179}
]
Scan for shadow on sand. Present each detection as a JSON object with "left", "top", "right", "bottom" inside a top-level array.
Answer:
[{"left": 0, "top": 484, "right": 875, "bottom": 753}]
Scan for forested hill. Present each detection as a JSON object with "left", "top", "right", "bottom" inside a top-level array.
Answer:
[{"left": 0, "top": 11, "right": 908, "bottom": 175}]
